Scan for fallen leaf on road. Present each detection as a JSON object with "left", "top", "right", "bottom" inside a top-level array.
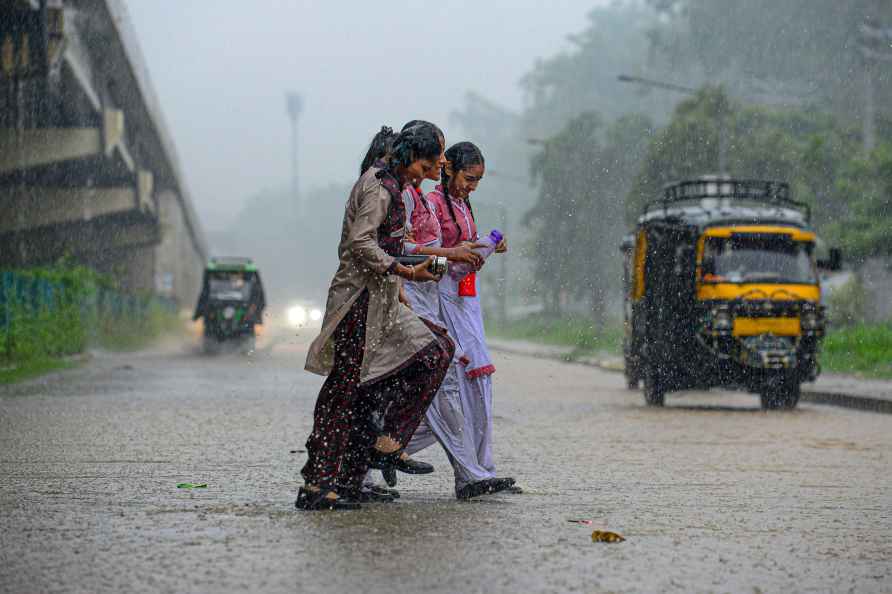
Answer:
[
  {"left": 568, "top": 519, "right": 593, "bottom": 525},
  {"left": 176, "top": 483, "right": 208, "bottom": 489},
  {"left": 591, "top": 530, "right": 625, "bottom": 543}
]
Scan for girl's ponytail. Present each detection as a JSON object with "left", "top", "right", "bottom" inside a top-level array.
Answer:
[{"left": 360, "top": 126, "right": 396, "bottom": 176}]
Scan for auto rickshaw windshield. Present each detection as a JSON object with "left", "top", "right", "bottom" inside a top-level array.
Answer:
[
  {"left": 701, "top": 234, "right": 818, "bottom": 285},
  {"left": 208, "top": 272, "right": 253, "bottom": 301}
]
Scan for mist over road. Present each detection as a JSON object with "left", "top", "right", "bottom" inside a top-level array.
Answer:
[{"left": 1, "top": 337, "right": 890, "bottom": 593}]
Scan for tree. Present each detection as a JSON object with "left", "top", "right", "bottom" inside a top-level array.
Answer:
[
  {"left": 627, "top": 86, "right": 892, "bottom": 261},
  {"left": 526, "top": 112, "right": 655, "bottom": 322}
]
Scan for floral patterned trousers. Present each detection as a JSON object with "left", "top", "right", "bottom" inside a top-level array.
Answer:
[{"left": 301, "top": 290, "right": 454, "bottom": 493}]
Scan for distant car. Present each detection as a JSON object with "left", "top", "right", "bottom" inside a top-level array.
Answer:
[
  {"left": 193, "top": 257, "right": 266, "bottom": 353},
  {"left": 285, "top": 302, "right": 323, "bottom": 329}
]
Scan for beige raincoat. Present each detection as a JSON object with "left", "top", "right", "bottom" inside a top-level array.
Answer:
[{"left": 305, "top": 167, "right": 435, "bottom": 385}]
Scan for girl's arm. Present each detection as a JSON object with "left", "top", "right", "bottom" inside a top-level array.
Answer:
[
  {"left": 346, "top": 181, "right": 436, "bottom": 281},
  {"left": 414, "top": 243, "right": 483, "bottom": 266}
]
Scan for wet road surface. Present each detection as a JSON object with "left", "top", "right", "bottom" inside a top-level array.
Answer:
[{"left": 2, "top": 333, "right": 891, "bottom": 593}]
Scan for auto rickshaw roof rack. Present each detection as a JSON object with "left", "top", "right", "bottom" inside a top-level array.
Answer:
[
  {"left": 207, "top": 257, "right": 257, "bottom": 272},
  {"left": 645, "top": 178, "right": 811, "bottom": 222}
]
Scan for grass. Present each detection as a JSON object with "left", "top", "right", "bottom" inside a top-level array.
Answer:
[
  {"left": 0, "top": 357, "right": 78, "bottom": 385},
  {"left": 487, "top": 314, "right": 623, "bottom": 358},
  {"left": 821, "top": 323, "right": 892, "bottom": 379}
]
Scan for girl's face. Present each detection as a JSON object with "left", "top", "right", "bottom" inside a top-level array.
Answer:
[
  {"left": 448, "top": 163, "right": 485, "bottom": 199},
  {"left": 406, "top": 143, "right": 446, "bottom": 185}
]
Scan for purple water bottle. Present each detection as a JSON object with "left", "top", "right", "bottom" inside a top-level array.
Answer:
[{"left": 449, "top": 229, "right": 503, "bottom": 280}]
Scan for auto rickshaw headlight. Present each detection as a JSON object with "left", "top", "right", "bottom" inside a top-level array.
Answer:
[
  {"left": 801, "top": 311, "right": 819, "bottom": 330},
  {"left": 223, "top": 306, "right": 236, "bottom": 320},
  {"left": 711, "top": 307, "right": 733, "bottom": 331}
]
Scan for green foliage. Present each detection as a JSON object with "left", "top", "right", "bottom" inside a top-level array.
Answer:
[
  {"left": 0, "top": 265, "right": 179, "bottom": 381},
  {"left": 824, "top": 145, "right": 892, "bottom": 259},
  {"left": 822, "top": 323, "right": 892, "bottom": 379},
  {"left": 1, "top": 264, "right": 102, "bottom": 362}
]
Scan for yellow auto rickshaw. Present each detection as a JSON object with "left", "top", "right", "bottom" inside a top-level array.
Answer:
[{"left": 621, "top": 177, "right": 841, "bottom": 409}]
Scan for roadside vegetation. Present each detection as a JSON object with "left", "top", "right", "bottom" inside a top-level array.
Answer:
[
  {"left": 0, "top": 264, "right": 182, "bottom": 384},
  {"left": 821, "top": 324, "right": 892, "bottom": 379},
  {"left": 487, "top": 315, "right": 623, "bottom": 359},
  {"left": 489, "top": 315, "right": 892, "bottom": 380}
]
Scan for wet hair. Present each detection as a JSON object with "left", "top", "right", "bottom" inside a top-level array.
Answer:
[
  {"left": 441, "top": 141, "right": 484, "bottom": 224},
  {"left": 360, "top": 126, "right": 396, "bottom": 176},
  {"left": 402, "top": 119, "right": 444, "bottom": 143},
  {"left": 388, "top": 122, "right": 443, "bottom": 172}
]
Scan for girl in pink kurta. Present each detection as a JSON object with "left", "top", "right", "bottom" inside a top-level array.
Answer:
[{"left": 428, "top": 141, "right": 516, "bottom": 499}]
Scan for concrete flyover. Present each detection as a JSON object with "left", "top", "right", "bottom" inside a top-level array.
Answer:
[{"left": 0, "top": 0, "right": 206, "bottom": 308}]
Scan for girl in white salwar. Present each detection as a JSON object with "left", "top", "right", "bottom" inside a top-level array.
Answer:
[{"left": 426, "top": 141, "right": 517, "bottom": 499}]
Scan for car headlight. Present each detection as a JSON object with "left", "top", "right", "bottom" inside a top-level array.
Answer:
[
  {"left": 287, "top": 305, "right": 307, "bottom": 327},
  {"left": 310, "top": 308, "right": 323, "bottom": 322}
]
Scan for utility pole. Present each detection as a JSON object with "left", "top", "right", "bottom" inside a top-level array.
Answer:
[
  {"left": 617, "top": 74, "right": 728, "bottom": 174},
  {"left": 858, "top": 18, "right": 892, "bottom": 154},
  {"left": 285, "top": 92, "right": 303, "bottom": 219}
]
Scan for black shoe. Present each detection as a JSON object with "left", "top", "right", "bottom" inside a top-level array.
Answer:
[
  {"left": 382, "top": 467, "right": 398, "bottom": 487},
  {"left": 456, "top": 477, "right": 516, "bottom": 500},
  {"left": 505, "top": 485, "right": 524, "bottom": 494},
  {"left": 484, "top": 477, "right": 516, "bottom": 495},
  {"left": 295, "top": 487, "right": 361, "bottom": 511},
  {"left": 394, "top": 456, "right": 434, "bottom": 474}
]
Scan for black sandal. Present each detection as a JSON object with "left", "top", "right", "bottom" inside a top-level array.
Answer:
[{"left": 295, "top": 487, "right": 361, "bottom": 511}]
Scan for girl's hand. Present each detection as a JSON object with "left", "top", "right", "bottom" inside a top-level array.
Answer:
[
  {"left": 398, "top": 257, "right": 441, "bottom": 283},
  {"left": 448, "top": 243, "right": 485, "bottom": 267},
  {"left": 495, "top": 237, "right": 508, "bottom": 253},
  {"left": 399, "top": 283, "right": 412, "bottom": 309}
]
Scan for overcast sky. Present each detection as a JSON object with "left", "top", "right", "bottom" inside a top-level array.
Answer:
[{"left": 127, "top": 1, "right": 603, "bottom": 230}]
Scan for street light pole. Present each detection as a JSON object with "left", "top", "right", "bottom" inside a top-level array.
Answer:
[
  {"left": 285, "top": 92, "right": 303, "bottom": 219},
  {"left": 617, "top": 74, "right": 728, "bottom": 174}
]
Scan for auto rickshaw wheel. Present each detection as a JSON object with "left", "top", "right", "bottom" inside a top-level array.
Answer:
[
  {"left": 643, "top": 365, "right": 665, "bottom": 407},
  {"left": 625, "top": 361, "right": 640, "bottom": 389},
  {"left": 759, "top": 372, "right": 801, "bottom": 410}
]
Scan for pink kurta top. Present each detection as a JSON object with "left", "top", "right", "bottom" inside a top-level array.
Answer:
[
  {"left": 402, "top": 185, "right": 442, "bottom": 253},
  {"left": 427, "top": 185, "right": 477, "bottom": 248},
  {"left": 429, "top": 184, "right": 494, "bottom": 378}
]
